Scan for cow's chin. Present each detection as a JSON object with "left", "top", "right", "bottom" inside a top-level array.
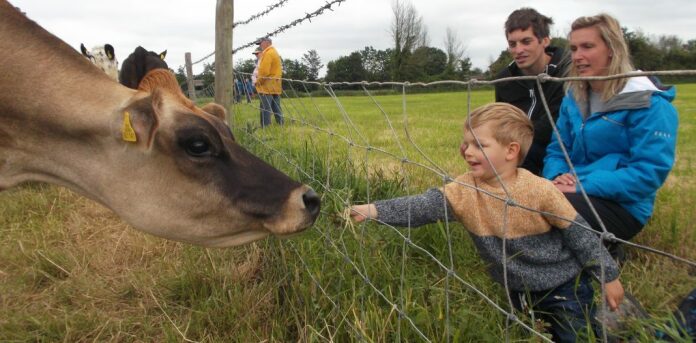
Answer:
[
  {"left": 272, "top": 230, "right": 308, "bottom": 240},
  {"left": 197, "top": 217, "right": 313, "bottom": 248},
  {"left": 196, "top": 230, "right": 271, "bottom": 248}
]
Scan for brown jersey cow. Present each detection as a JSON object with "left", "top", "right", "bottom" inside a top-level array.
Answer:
[{"left": 0, "top": 1, "right": 320, "bottom": 247}]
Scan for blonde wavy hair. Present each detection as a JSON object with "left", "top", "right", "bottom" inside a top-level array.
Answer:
[
  {"left": 465, "top": 103, "right": 534, "bottom": 165},
  {"left": 567, "top": 13, "right": 634, "bottom": 103}
]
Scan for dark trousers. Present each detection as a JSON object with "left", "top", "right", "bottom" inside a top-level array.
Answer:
[
  {"left": 259, "top": 94, "right": 283, "bottom": 127},
  {"left": 563, "top": 193, "right": 644, "bottom": 241},
  {"left": 511, "top": 273, "right": 597, "bottom": 342}
]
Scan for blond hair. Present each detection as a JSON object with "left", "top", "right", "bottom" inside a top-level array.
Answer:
[
  {"left": 465, "top": 103, "right": 534, "bottom": 165},
  {"left": 567, "top": 13, "right": 634, "bottom": 103}
]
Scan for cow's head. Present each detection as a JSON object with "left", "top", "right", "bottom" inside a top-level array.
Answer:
[
  {"left": 119, "top": 46, "right": 168, "bottom": 89},
  {"left": 0, "top": 1, "right": 320, "bottom": 248},
  {"left": 101, "top": 88, "right": 320, "bottom": 247},
  {"left": 80, "top": 43, "right": 119, "bottom": 81}
]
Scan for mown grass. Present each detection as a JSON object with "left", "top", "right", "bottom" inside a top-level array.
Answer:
[{"left": 1, "top": 83, "right": 694, "bottom": 342}]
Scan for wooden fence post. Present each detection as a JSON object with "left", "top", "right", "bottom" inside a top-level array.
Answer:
[
  {"left": 215, "top": 0, "right": 234, "bottom": 122},
  {"left": 184, "top": 52, "right": 196, "bottom": 102}
]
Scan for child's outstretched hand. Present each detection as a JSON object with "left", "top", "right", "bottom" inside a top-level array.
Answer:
[
  {"left": 605, "top": 278, "right": 624, "bottom": 311},
  {"left": 347, "top": 204, "right": 377, "bottom": 223}
]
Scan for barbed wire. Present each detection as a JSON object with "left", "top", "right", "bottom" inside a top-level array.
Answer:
[
  {"left": 233, "top": 0, "right": 291, "bottom": 28},
  {"left": 192, "top": 0, "right": 348, "bottom": 65}
]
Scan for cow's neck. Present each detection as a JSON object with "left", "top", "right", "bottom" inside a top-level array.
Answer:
[
  {"left": 0, "top": 4, "right": 136, "bottom": 197},
  {"left": 0, "top": 80, "right": 134, "bottom": 199}
]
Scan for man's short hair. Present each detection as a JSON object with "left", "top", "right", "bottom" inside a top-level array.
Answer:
[
  {"left": 465, "top": 103, "right": 534, "bottom": 164},
  {"left": 504, "top": 7, "right": 553, "bottom": 40}
]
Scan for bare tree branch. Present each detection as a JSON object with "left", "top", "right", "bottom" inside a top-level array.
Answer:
[{"left": 444, "top": 27, "right": 465, "bottom": 67}]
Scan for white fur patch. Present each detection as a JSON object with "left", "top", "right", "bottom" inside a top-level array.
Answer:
[{"left": 85, "top": 45, "right": 119, "bottom": 81}]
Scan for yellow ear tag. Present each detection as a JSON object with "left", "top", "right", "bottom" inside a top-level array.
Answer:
[{"left": 122, "top": 111, "right": 137, "bottom": 142}]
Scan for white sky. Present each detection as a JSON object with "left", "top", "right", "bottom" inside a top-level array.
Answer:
[{"left": 11, "top": 0, "right": 696, "bottom": 77}]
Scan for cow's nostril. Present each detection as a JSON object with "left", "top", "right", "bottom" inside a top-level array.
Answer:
[{"left": 302, "top": 189, "right": 321, "bottom": 218}]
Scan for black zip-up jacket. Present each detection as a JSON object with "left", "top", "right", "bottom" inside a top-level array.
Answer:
[{"left": 494, "top": 46, "right": 569, "bottom": 175}]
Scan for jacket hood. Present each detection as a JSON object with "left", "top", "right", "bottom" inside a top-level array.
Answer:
[
  {"left": 604, "top": 75, "right": 675, "bottom": 112},
  {"left": 575, "top": 75, "right": 675, "bottom": 116}
]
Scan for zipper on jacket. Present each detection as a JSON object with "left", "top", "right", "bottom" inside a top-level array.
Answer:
[
  {"left": 601, "top": 115, "right": 625, "bottom": 126},
  {"left": 527, "top": 89, "right": 536, "bottom": 119}
]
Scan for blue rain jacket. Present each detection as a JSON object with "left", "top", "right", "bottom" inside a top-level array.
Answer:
[{"left": 543, "top": 76, "right": 678, "bottom": 224}]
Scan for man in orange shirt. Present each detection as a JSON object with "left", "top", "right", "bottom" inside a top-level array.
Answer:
[{"left": 255, "top": 37, "right": 283, "bottom": 127}]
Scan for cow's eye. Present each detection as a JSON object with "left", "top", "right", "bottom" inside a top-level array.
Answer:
[{"left": 183, "top": 138, "right": 212, "bottom": 157}]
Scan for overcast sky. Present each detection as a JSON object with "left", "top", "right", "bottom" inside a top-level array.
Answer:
[{"left": 11, "top": 0, "right": 696, "bottom": 77}]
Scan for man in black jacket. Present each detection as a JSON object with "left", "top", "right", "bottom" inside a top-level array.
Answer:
[{"left": 495, "top": 8, "right": 569, "bottom": 175}]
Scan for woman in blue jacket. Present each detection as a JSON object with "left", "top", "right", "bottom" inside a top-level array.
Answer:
[{"left": 543, "top": 14, "right": 678, "bottom": 242}]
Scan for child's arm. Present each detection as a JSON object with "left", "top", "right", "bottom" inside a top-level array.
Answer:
[
  {"left": 540, "top": 182, "right": 624, "bottom": 311},
  {"left": 347, "top": 188, "right": 455, "bottom": 227}
]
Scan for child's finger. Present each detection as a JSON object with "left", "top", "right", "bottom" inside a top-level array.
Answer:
[{"left": 609, "top": 297, "right": 619, "bottom": 311}]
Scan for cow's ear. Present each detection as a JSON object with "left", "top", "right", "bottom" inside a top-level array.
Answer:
[
  {"left": 120, "top": 92, "right": 161, "bottom": 149},
  {"left": 200, "top": 102, "right": 227, "bottom": 121},
  {"left": 104, "top": 44, "right": 115, "bottom": 60},
  {"left": 80, "top": 43, "right": 89, "bottom": 57},
  {"left": 159, "top": 50, "right": 167, "bottom": 60}
]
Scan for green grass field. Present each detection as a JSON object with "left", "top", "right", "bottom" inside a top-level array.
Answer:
[{"left": 1, "top": 83, "right": 694, "bottom": 342}]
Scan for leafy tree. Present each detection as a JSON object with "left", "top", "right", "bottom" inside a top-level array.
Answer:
[
  {"left": 375, "top": 48, "right": 394, "bottom": 81},
  {"left": 325, "top": 52, "right": 366, "bottom": 83},
  {"left": 360, "top": 46, "right": 392, "bottom": 81},
  {"left": 662, "top": 48, "right": 693, "bottom": 70},
  {"left": 654, "top": 35, "right": 696, "bottom": 71},
  {"left": 301, "top": 49, "right": 323, "bottom": 81},
  {"left": 175, "top": 66, "right": 187, "bottom": 85},
  {"left": 470, "top": 67, "right": 485, "bottom": 77},
  {"left": 457, "top": 57, "right": 473, "bottom": 78},
  {"left": 487, "top": 50, "right": 512, "bottom": 79},
  {"left": 686, "top": 39, "right": 696, "bottom": 52},
  {"left": 199, "top": 63, "right": 216, "bottom": 89},
  {"left": 623, "top": 28, "right": 663, "bottom": 71},
  {"left": 235, "top": 59, "right": 257, "bottom": 75},
  {"left": 282, "top": 58, "right": 309, "bottom": 80},
  {"left": 406, "top": 46, "right": 447, "bottom": 81},
  {"left": 657, "top": 35, "right": 682, "bottom": 52}
]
